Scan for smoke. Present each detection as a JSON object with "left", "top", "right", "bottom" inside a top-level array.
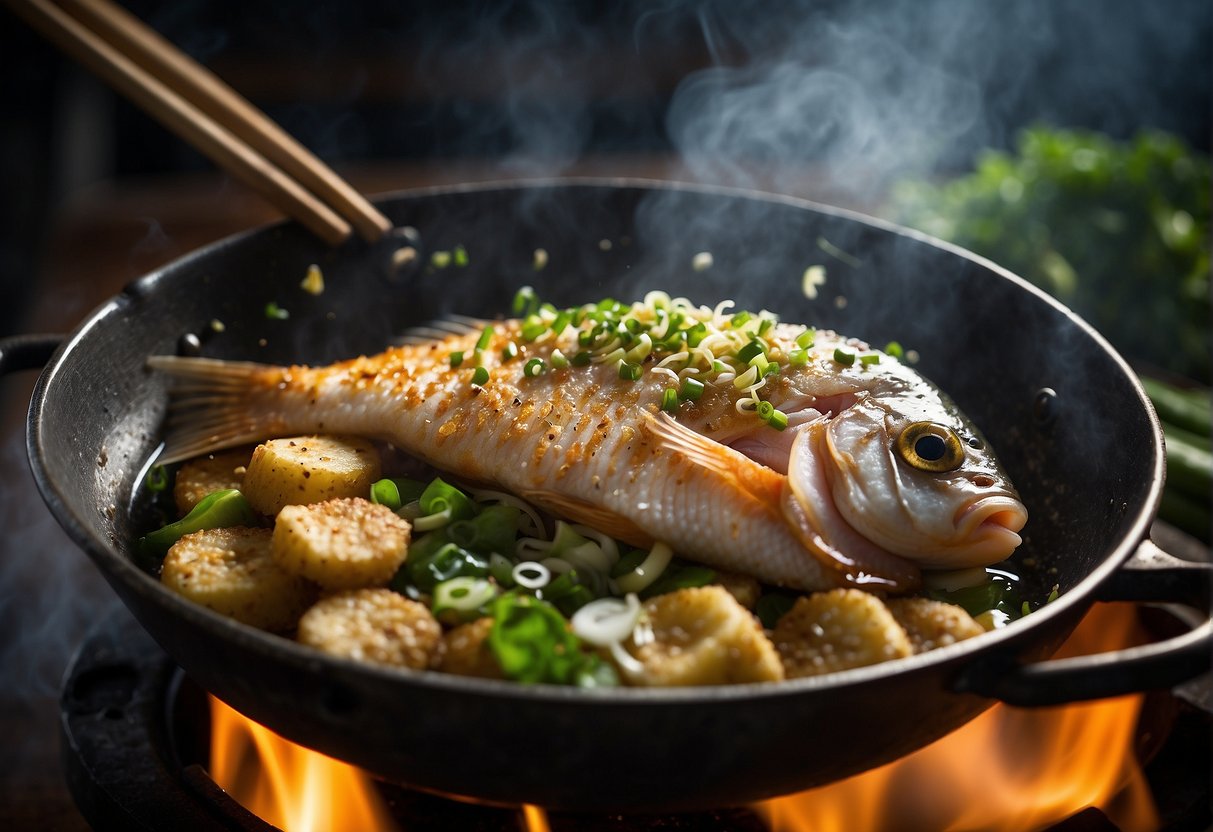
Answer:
[
  {"left": 0, "top": 374, "right": 119, "bottom": 785},
  {"left": 657, "top": 0, "right": 1209, "bottom": 204}
]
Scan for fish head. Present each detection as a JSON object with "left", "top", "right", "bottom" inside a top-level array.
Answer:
[{"left": 812, "top": 390, "right": 1028, "bottom": 570}]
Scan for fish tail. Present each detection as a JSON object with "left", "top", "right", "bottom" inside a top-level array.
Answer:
[{"left": 146, "top": 355, "right": 287, "bottom": 465}]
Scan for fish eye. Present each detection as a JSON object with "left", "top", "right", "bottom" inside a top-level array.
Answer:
[{"left": 895, "top": 422, "right": 966, "bottom": 472}]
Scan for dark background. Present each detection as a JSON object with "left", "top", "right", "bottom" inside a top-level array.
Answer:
[
  {"left": 0, "top": 1, "right": 1209, "bottom": 828},
  {"left": 2, "top": 0, "right": 1210, "bottom": 338}
]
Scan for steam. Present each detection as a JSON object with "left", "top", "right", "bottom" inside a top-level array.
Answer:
[{"left": 0, "top": 380, "right": 119, "bottom": 775}]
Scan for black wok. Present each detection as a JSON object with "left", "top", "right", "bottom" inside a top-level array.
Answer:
[{"left": 6, "top": 180, "right": 1210, "bottom": 811}]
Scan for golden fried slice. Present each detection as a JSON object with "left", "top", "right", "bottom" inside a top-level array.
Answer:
[
  {"left": 623, "top": 585, "right": 783, "bottom": 686},
  {"left": 772, "top": 588, "right": 913, "bottom": 678},
  {"left": 436, "top": 617, "right": 503, "bottom": 679},
  {"left": 886, "top": 597, "right": 986, "bottom": 653},
  {"left": 241, "top": 435, "right": 381, "bottom": 516},
  {"left": 172, "top": 448, "right": 253, "bottom": 516},
  {"left": 271, "top": 497, "right": 410, "bottom": 590},
  {"left": 160, "top": 527, "right": 316, "bottom": 632},
  {"left": 297, "top": 588, "right": 443, "bottom": 669},
  {"left": 712, "top": 569, "right": 762, "bottom": 609}
]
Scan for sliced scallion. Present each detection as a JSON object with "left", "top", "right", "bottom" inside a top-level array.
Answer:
[
  {"left": 833, "top": 347, "right": 855, "bottom": 367},
  {"left": 476, "top": 326, "right": 495, "bottom": 352},
  {"left": 618, "top": 361, "right": 643, "bottom": 382},
  {"left": 524, "top": 357, "right": 546, "bottom": 377},
  {"left": 449, "top": 351, "right": 465, "bottom": 368},
  {"left": 679, "top": 377, "right": 705, "bottom": 401},
  {"left": 471, "top": 366, "right": 490, "bottom": 386},
  {"left": 661, "top": 388, "right": 679, "bottom": 412}
]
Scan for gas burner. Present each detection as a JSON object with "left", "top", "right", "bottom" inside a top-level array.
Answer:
[{"left": 61, "top": 606, "right": 1211, "bottom": 832}]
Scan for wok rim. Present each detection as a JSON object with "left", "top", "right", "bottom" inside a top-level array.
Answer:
[{"left": 26, "top": 176, "right": 1166, "bottom": 706}]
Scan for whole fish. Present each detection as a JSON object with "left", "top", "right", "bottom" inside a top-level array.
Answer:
[{"left": 148, "top": 293, "right": 1026, "bottom": 594}]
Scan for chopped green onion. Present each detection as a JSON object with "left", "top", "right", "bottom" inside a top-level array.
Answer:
[
  {"left": 884, "top": 341, "right": 904, "bottom": 359},
  {"left": 757, "top": 317, "right": 775, "bottom": 337},
  {"left": 513, "top": 286, "right": 539, "bottom": 317},
  {"left": 859, "top": 354, "right": 880, "bottom": 366},
  {"left": 449, "top": 351, "right": 465, "bottom": 368},
  {"left": 476, "top": 326, "right": 495, "bottom": 352},
  {"left": 756, "top": 400, "right": 775, "bottom": 421},
  {"left": 661, "top": 388, "right": 679, "bottom": 413},
  {"left": 572, "top": 350, "right": 592, "bottom": 367},
  {"left": 767, "top": 408, "right": 789, "bottom": 431},
  {"left": 685, "top": 322, "right": 708, "bottom": 348},
  {"left": 145, "top": 465, "right": 168, "bottom": 492},
  {"left": 614, "top": 541, "right": 674, "bottom": 594},
  {"left": 788, "top": 349, "right": 809, "bottom": 366},
  {"left": 369, "top": 478, "right": 402, "bottom": 510},
  {"left": 446, "top": 504, "right": 520, "bottom": 556},
  {"left": 796, "top": 328, "right": 816, "bottom": 349},
  {"left": 432, "top": 576, "right": 497, "bottom": 624},
  {"left": 679, "top": 377, "right": 705, "bottom": 401},
  {"left": 550, "top": 310, "right": 572, "bottom": 335},
  {"left": 264, "top": 302, "right": 289, "bottom": 320},
  {"left": 833, "top": 348, "right": 856, "bottom": 366},
  {"left": 486, "top": 594, "right": 614, "bottom": 687},
  {"left": 453, "top": 245, "right": 469, "bottom": 267},
  {"left": 712, "top": 360, "right": 729, "bottom": 374},
  {"left": 737, "top": 340, "right": 766, "bottom": 363},
  {"left": 730, "top": 310, "right": 751, "bottom": 328},
  {"left": 618, "top": 361, "right": 642, "bottom": 381},
  {"left": 524, "top": 358, "right": 546, "bottom": 377},
  {"left": 550, "top": 349, "right": 569, "bottom": 369},
  {"left": 501, "top": 341, "right": 519, "bottom": 361},
  {"left": 407, "top": 540, "right": 490, "bottom": 593},
  {"left": 520, "top": 317, "right": 548, "bottom": 342},
  {"left": 471, "top": 366, "right": 490, "bottom": 386}
]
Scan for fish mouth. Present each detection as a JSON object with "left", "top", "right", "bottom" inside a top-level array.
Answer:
[{"left": 954, "top": 495, "right": 1028, "bottom": 559}]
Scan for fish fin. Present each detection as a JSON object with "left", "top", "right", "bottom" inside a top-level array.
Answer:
[
  {"left": 395, "top": 314, "right": 487, "bottom": 345},
  {"left": 641, "top": 411, "right": 785, "bottom": 506},
  {"left": 520, "top": 489, "right": 652, "bottom": 547},
  {"left": 146, "top": 355, "right": 284, "bottom": 465}
]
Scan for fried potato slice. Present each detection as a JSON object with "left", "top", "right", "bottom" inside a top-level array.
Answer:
[
  {"left": 272, "top": 497, "right": 410, "bottom": 590},
  {"left": 623, "top": 585, "right": 784, "bottom": 686},
  {"left": 297, "top": 588, "right": 443, "bottom": 669},
  {"left": 172, "top": 448, "right": 253, "bottom": 516},
  {"left": 160, "top": 527, "right": 316, "bottom": 632},
  {"left": 772, "top": 588, "right": 913, "bottom": 678},
  {"left": 436, "top": 617, "right": 503, "bottom": 680},
  {"left": 886, "top": 597, "right": 986, "bottom": 653},
  {"left": 241, "top": 435, "right": 381, "bottom": 516}
]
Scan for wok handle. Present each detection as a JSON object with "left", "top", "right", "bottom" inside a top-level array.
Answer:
[
  {"left": 0, "top": 334, "right": 62, "bottom": 375},
  {"left": 955, "top": 539, "right": 1212, "bottom": 707}
]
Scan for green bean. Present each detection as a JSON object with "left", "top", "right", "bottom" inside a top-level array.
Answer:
[{"left": 137, "top": 489, "right": 258, "bottom": 561}]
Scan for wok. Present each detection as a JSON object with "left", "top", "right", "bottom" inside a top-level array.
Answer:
[{"left": 5, "top": 180, "right": 1210, "bottom": 812}]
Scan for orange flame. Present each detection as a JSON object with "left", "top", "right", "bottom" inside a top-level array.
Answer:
[
  {"left": 208, "top": 603, "right": 1161, "bottom": 832},
  {"left": 209, "top": 697, "right": 401, "bottom": 832},
  {"left": 756, "top": 603, "right": 1161, "bottom": 832}
]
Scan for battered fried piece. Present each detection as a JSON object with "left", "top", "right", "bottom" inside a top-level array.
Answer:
[
  {"left": 623, "top": 585, "right": 784, "bottom": 686},
  {"left": 172, "top": 448, "right": 252, "bottom": 515},
  {"left": 272, "top": 497, "right": 410, "bottom": 590},
  {"left": 297, "top": 588, "right": 443, "bottom": 669},
  {"left": 886, "top": 597, "right": 986, "bottom": 653},
  {"left": 772, "top": 588, "right": 913, "bottom": 678},
  {"left": 436, "top": 617, "right": 503, "bottom": 679},
  {"left": 160, "top": 527, "right": 316, "bottom": 632}
]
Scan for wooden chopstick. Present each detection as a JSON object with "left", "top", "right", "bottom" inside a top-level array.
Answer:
[{"left": 6, "top": 0, "right": 392, "bottom": 246}]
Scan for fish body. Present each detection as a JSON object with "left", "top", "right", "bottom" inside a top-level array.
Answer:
[{"left": 150, "top": 295, "right": 1026, "bottom": 594}]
